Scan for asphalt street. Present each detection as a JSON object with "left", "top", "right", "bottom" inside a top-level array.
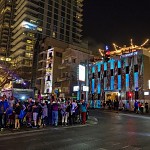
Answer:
[{"left": 0, "top": 110, "right": 150, "bottom": 150}]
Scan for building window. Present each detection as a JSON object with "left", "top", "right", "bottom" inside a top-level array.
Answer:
[
  {"left": 37, "top": 27, "right": 42, "bottom": 32},
  {"left": 98, "top": 72, "right": 100, "bottom": 78},
  {"left": 47, "top": 76, "right": 50, "bottom": 81},
  {"left": 49, "top": 63, "right": 52, "bottom": 68},
  {"left": 104, "top": 71, "right": 107, "bottom": 77},
  {"left": 134, "top": 65, "right": 138, "bottom": 72},
  {"left": 60, "top": 34, "right": 64, "bottom": 40},
  {"left": 49, "top": 52, "right": 52, "bottom": 58},
  {"left": 72, "top": 58, "right": 76, "bottom": 63},
  {"left": 118, "top": 68, "right": 121, "bottom": 75},
  {"left": 26, "top": 45, "right": 33, "bottom": 51},
  {"left": 126, "top": 66, "right": 129, "bottom": 74},
  {"left": 56, "top": 52, "right": 62, "bottom": 57},
  {"left": 52, "top": 32, "right": 56, "bottom": 38},
  {"left": 111, "top": 69, "right": 113, "bottom": 76}
]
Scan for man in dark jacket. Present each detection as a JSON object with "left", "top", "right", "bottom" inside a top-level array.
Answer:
[{"left": 0, "top": 98, "right": 4, "bottom": 129}]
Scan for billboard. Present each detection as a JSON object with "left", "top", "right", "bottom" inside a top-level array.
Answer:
[{"left": 79, "top": 65, "right": 85, "bottom": 81}]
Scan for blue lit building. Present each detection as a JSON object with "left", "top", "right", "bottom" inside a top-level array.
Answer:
[{"left": 88, "top": 49, "right": 150, "bottom": 110}]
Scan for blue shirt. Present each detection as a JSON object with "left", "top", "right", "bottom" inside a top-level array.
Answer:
[{"left": 80, "top": 102, "right": 87, "bottom": 112}]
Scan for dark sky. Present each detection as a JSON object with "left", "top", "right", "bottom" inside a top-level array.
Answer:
[{"left": 83, "top": 0, "right": 150, "bottom": 50}]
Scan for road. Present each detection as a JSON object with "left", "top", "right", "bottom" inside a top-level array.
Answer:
[{"left": 0, "top": 109, "right": 150, "bottom": 150}]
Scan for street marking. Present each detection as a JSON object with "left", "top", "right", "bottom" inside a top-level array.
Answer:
[
  {"left": 122, "top": 145, "right": 130, "bottom": 149},
  {"left": 112, "top": 143, "right": 120, "bottom": 146}
]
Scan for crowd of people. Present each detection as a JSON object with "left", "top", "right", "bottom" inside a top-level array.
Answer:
[{"left": 0, "top": 96, "right": 88, "bottom": 131}]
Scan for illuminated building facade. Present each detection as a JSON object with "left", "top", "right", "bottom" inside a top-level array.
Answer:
[
  {"left": 36, "top": 37, "right": 90, "bottom": 97},
  {"left": 0, "top": 0, "right": 84, "bottom": 80},
  {"left": 89, "top": 49, "right": 150, "bottom": 110}
]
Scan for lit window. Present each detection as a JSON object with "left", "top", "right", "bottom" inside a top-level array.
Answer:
[
  {"left": 26, "top": 45, "right": 33, "bottom": 51},
  {"left": 52, "top": 32, "right": 56, "bottom": 38},
  {"left": 37, "top": 27, "right": 42, "bottom": 31},
  {"left": 25, "top": 53, "right": 32, "bottom": 58},
  {"left": 26, "top": 40, "right": 32, "bottom": 44}
]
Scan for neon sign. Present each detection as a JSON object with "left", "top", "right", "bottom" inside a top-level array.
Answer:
[{"left": 120, "top": 51, "right": 138, "bottom": 58}]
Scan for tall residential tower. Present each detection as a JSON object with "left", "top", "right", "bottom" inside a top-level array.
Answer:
[{"left": 9, "top": 0, "right": 84, "bottom": 80}]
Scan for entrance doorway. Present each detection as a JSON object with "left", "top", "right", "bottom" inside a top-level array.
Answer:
[{"left": 105, "top": 92, "right": 120, "bottom": 110}]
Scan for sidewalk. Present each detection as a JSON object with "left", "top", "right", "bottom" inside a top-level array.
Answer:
[{"left": 0, "top": 117, "right": 97, "bottom": 136}]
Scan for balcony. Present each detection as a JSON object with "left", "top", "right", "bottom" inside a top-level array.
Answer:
[
  {"left": 12, "top": 28, "right": 26, "bottom": 39},
  {"left": 10, "top": 49, "right": 25, "bottom": 58},
  {"left": 11, "top": 34, "right": 26, "bottom": 45},
  {"left": 15, "top": 0, "right": 27, "bottom": 9},
  {"left": 57, "top": 76, "right": 70, "bottom": 82},
  {"left": 58, "top": 62, "right": 73, "bottom": 69},
  {"left": 27, "top": 0, "right": 39, "bottom": 8},
  {"left": 11, "top": 41, "right": 26, "bottom": 52}
]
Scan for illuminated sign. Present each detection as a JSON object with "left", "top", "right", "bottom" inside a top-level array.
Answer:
[
  {"left": 21, "top": 21, "right": 37, "bottom": 29},
  {"left": 73, "top": 86, "right": 79, "bottom": 91},
  {"left": 120, "top": 51, "right": 138, "bottom": 58},
  {"left": 79, "top": 65, "right": 85, "bottom": 81},
  {"left": 83, "top": 86, "right": 89, "bottom": 92},
  {"left": 44, "top": 47, "right": 54, "bottom": 93},
  {"left": 144, "top": 92, "right": 149, "bottom": 96}
]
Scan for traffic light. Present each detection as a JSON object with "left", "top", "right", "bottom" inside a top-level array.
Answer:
[
  {"left": 128, "top": 92, "right": 133, "bottom": 98},
  {"left": 126, "top": 92, "right": 133, "bottom": 100}
]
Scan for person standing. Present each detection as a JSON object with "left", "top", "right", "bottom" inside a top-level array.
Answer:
[
  {"left": 0, "top": 97, "right": 4, "bottom": 130},
  {"left": 145, "top": 102, "right": 149, "bottom": 113},
  {"left": 32, "top": 102, "right": 39, "bottom": 128},
  {"left": 80, "top": 100, "right": 87, "bottom": 124},
  {"left": 61, "top": 100, "right": 68, "bottom": 126},
  {"left": 70, "top": 99, "right": 77, "bottom": 125},
  {"left": 52, "top": 100, "right": 59, "bottom": 126},
  {"left": 14, "top": 102, "right": 21, "bottom": 129}
]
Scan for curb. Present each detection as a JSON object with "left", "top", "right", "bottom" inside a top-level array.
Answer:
[{"left": 0, "top": 116, "right": 98, "bottom": 137}]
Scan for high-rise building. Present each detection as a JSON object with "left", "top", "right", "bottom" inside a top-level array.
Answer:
[
  {"left": 9, "top": 0, "right": 84, "bottom": 81},
  {"left": 0, "top": 0, "right": 15, "bottom": 58}
]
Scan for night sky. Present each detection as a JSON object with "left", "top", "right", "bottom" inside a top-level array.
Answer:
[{"left": 83, "top": 0, "right": 150, "bottom": 50}]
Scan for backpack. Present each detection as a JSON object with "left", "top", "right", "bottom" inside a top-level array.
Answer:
[{"left": 19, "top": 110, "right": 25, "bottom": 119}]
